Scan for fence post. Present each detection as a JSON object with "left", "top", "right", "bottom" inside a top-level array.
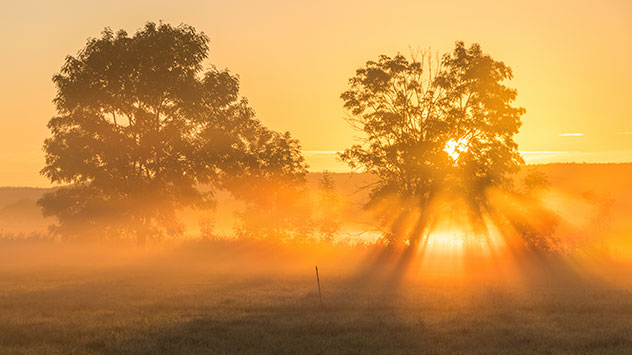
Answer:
[{"left": 315, "top": 266, "right": 322, "bottom": 308}]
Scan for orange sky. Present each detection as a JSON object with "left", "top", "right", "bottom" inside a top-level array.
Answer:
[{"left": 1, "top": 0, "right": 631, "bottom": 186}]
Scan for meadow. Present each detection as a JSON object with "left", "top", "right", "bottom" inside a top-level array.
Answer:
[{"left": 1, "top": 241, "right": 631, "bottom": 355}]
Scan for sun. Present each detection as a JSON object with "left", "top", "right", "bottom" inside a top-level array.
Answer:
[{"left": 444, "top": 138, "right": 469, "bottom": 161}]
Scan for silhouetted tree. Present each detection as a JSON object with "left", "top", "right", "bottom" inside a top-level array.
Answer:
[
  {"left": 495, "top": 172, "right": 560, "bottom": 251},
  {"left": 522, "top": 168, "right": 550, "bottom": 192},
  {"left": 315, "top": 171, "right": 341, "bottom": 242},
  {"left": 39, "top": 22, "right": 307, "bottom": 244},
  {"left": 340, "top": 42, "right": 527, "bottom": 245},
  {"left": 227, "top": 130, "right": 314, "bottom": 241}
]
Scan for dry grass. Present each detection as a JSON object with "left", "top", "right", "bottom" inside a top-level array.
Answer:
[{"left": 1, "top": 242, "right": 631, "bottom": 354}]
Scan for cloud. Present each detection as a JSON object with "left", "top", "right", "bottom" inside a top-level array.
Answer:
[
  {"left": 559, "top": 133, "right": 584, "bottom": 137},
  {"left": 520, "top": 151, "right": 569, "bottom": 154},
  {"left": 302, "top": 150, "right": 342, "bottom": 155},
  {"left": 616, "top": 131, "right": 632, "bottom": 135},
  {"left": 521, "top": 150, "right": 632, "bottom": 164}
]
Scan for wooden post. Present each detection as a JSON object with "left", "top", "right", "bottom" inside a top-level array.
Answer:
[{"left": 315, "top": 266, "right": 322, "bottom": 308}]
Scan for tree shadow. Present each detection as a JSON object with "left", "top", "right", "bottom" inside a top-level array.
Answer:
[{"left": 103, "top": 274, "right": 632, "bottom": 355}]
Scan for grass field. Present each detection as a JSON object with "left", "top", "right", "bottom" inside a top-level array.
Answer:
[{"left": 1, "top": 242, "right": 631, "bottom": 355}]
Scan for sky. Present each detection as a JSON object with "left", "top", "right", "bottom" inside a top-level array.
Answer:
[{"left": 0, "top": 0, "right": 631, "bottom": 186}]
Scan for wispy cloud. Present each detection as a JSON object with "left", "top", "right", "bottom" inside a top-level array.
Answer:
[
  {"left": 616, "top": 131, "right": 632, "bottom": 135},
  {"left": 559, "top": 133, "right": 584, "bottom": 137},
  {"left": 520, "top": 151, "right": 569, "bottom": 154},
  {"left": 303, "top": 150, "right": 342, "bottom": 155}
]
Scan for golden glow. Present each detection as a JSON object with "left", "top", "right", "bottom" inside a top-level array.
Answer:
[
  {"left": 427, "top": 232, "right": 465, "bottom": 249},
  {"left": 444, "top": 138, "right": 469, "bottom": 162},
  {"left": 2, "top": 7, "right": 632, "bottom": 354},
  {"left": 0, "top": 1, "right": 630, "bottom": 288},
  {"left": 0, "top": 0, "right": 631, "bottom": 186}
]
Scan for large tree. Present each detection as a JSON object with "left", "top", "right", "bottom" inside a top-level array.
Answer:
[
  {"left": 340, "top": 42, "right": 527, "bottom": 245},
  {"left": 39, "top": 22, "right": 307, "bottom": 244}
]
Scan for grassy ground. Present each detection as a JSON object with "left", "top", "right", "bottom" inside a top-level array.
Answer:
[{"left": 1, "top": 244, "right": 632, "bottom": 354}]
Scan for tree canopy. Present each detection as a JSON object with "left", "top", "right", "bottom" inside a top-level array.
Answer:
[
  {"left": 39, "top": 22, "right": 307, "bottom": 244},
  {"left": 340, "top": 42, "right": 529, "bottom": 245}
]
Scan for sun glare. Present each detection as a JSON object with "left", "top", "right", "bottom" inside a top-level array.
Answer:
[
  {"left": 444, "top": 138, "right": 469, "bottom": 161},
  {"left": 427, "top": 231, "right": 464, "bottom": 249}
]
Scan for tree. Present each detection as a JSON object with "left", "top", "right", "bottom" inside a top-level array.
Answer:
[
  {"left": 227, "top": 130, "right": 314, "bottom": 241},
  {"left": 38, "top": 22, "right": 307, "bottom": 244},
  {"left": 340, "top": 42, "right": 526, "bottom": 245},
  {"left": 315, "top": 171, "right": 341, "bottom": 242}
]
